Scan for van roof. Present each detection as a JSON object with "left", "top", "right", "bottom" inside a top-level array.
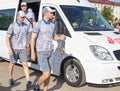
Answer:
[
  {"left": 42, "top": 0, "right": 93, "bottom": 8},
  {"left": 0, "top": 0, "right": 93, "bottom": 9}
]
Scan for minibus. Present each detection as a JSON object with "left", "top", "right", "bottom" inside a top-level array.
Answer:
[{"left": 0, "top": 0, "right": 120, "bottom": 87}]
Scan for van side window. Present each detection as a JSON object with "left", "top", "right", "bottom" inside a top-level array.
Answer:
[
  {"left": 55, "top": 11, "right": 71, "bottom": 37},
  {"left": 0, "top": 9, "right": 15, "bottom": 30}
]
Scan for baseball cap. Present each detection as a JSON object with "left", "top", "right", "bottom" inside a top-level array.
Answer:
[
  {"left": 17, "top": 11, "right": 25, "bottom": 17},
  {"left": 21, "top": 2, "right": 27, "bottom": 6},
  {"left": 42, "top": 7, "right": 55, "bottom": 14}
]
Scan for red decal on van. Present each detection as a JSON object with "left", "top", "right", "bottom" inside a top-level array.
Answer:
[
  {"left": 114, "top": 38, "right": 120, "bottom": 44},
  {"left": 107, "top": 36, "right": 115, "bottom": 44}
]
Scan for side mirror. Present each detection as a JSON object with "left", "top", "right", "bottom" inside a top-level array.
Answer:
[
  {"left": 55, "top": 19, "right": 64, "bottom": 34},
  {"left": 55, "top": 19, "right": 72, "bottom": 37}
]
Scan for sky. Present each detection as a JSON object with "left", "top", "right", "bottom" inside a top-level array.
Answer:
[{"left": 109, "top": 0, "right": 120, "bottom": 2}]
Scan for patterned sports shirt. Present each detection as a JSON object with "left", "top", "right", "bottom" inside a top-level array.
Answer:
[
  {"left": 33, "top": 18, "right": 56, "bottom": 52},
  {"left": 7, "top": 21, "right": 30, "bottom": 49}
]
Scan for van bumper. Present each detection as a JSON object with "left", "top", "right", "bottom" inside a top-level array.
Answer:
[{"left": 83, "top": 61, "right": 120, "bottom": 84}]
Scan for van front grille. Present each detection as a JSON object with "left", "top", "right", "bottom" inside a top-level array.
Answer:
[{"left": 113, "top": 50, "right": 120, "bottom": 60}]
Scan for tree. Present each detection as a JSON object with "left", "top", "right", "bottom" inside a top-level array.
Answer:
[{"left": 101, "top": 6, "right": 114, "bottom": 21}]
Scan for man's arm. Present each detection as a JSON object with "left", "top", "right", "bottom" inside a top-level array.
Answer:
[
  {"left": 30, "top": 33, "right": 37, "bottom": 61},
  {"left": 53, "top": 33, "right": 66, "bottom": 54},
  {"left": 6, "top": 34, "right": 13, "bottom": 56},
  {"left": 53, "top": 33, "right": 65, "bottom": 41}
]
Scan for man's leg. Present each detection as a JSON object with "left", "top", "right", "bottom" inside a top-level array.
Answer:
[
  {"left": 34, "top": 52, "right": 51, "bottom": 90},
  {"left": 43, "top": 52, "right": 52, "bottom": 91},
  {"left": 8, "top": 63, "right": 14, "bottom": 85},
  {"left": 20, "top": 49, "right": 32, "bottom": 89},
  {"left": 22, "top": 62, "right": 30, "bottom": 82},
  {"left": 8, "top": 63, "right": 14, "bottom": 79},
  {"left": 22, "top": 62, "right": 32, "bottom": 89},
  {"left": 19, "top": 49, "right": 30, "bottom": 81},
  {"left": 26, "top": 32, "right": 31, "bottom": 61},
  {"left": 8, "top": 50, "right": 17, "bottom": 85},
  {"left": 26, "top": 44, "right": 31, "bottom": 60},
  {"left": 36, "top": 70, "right": 51, "bottom": 89},
  {"left": 43, "top": 75, "right": 51, "bottom": 91}
]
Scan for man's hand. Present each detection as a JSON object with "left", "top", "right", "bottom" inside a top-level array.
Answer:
[
  {"left": 31, "top": 52, "right": 36, "bottom": 61},
  {"left": 8, "top": 49, "right": 13, "bottom": 56},
  {"left": 60, "top": 34, "right": 65, "bottom": 40}
]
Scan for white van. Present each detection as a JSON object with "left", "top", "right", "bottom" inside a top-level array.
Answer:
[{"left": 1, "top": 0, "right": 120, "bottom": 87}]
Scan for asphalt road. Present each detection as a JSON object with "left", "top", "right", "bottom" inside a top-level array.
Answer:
[{"left": 0, "top": 59, "right": 120, "bottom": 91}]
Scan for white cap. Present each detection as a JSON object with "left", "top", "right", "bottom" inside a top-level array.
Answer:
[
  {"left": 17, "top": 11, "right": 25, "bottom": 17},
  {"left": 21, "top": 2, "right": 27, "bottom": 6},
  {"left": 42, "top": 7, "right": 55, "bottom": 14}
]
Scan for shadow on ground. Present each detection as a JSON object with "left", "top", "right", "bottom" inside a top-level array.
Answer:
[
  {"left": 28, "top": 70, "right": 65, "bottom": 91},
  {"left": 0, "top": 82, "right": 21, "bottom": 91},
  {"left": 48, "top": 75, "right": 65, "bottom": 91}
]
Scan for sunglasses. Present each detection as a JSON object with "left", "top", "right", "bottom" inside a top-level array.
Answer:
[
  {"left": 50, "top": 12, "right": 53, "bottom": 14},
  {"left": 21, "top": 5, "right": 27, "bottom": 7},
  {"left": 21, "top": 16, "right": 25, "bottom": 18}
]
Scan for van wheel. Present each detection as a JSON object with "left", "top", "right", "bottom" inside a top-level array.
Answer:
[{"left": 63, "top": 58, "right": 86, "bottom": 87}]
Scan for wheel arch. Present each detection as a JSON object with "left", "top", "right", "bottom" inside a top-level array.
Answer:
[
  {"left": 60, "top": 56, "right": 86, "bottom": 76},
  {"left": 60, "top": 56, "right": 75, "bottom": 74}
]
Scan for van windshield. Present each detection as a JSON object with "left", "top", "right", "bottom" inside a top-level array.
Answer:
[{"left": 60, "top": 6, "right": 114, "bottom": 31}]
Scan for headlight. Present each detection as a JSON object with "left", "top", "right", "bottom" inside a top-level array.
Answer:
[{"left": 89, "top": 45, "right": 113, "bottom": 61}]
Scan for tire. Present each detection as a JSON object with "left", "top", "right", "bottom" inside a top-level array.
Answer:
[{"left": 63, "top": 58, "right": 86, "bottom": 87}]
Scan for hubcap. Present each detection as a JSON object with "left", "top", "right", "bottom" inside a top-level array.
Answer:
[{"left": 66, "top": 64, "right": 79, "bottom": 83}]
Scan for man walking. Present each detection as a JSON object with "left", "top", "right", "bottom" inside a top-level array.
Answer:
[
  {"left": 6, "top": 11, "right": 32, "bottom": 89},
  {"left": 31, "top": 7, "right": 65, "bottom": 91}
]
